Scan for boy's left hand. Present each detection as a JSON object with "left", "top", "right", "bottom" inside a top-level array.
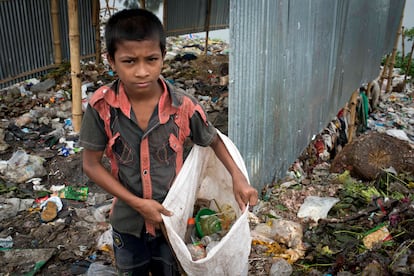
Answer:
[{"left": 232, "top": 173, "right": 258, "bottom": 211}]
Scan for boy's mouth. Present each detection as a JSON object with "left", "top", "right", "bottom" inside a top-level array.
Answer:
[{"left": 134, "top": 82, "right": 150, "bottom": 88}]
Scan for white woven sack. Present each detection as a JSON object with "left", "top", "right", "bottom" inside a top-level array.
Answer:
[{"left": 162, "top": 130, "right": 251, "bottom": 276}]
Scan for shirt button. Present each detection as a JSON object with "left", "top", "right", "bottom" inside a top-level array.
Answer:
[{"left": 143, "top": 170, "right": 148, "bottom": 175}]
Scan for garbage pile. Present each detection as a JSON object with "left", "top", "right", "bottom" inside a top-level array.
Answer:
[{"left": 0, "top": 34, "right": 413, "bottom": 275}]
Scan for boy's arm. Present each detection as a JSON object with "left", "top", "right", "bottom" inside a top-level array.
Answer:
[
  {"left": 209, "top": 134, "right": 258, "bottom": 211},
  {"left": 82, "top": 149, "right": 172, "bottom": 225}
]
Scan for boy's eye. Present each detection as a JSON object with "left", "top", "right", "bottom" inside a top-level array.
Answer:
[
  {"left": 148, "top": 57, "right": 158, "bottom": 62},
  {"left": 122, "top": 59, "right": 134, "bottom": 64}
]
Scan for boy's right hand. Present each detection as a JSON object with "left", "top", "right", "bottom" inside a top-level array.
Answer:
[{"left": 133, "top": 198, "right": 173, "bottom": 227}]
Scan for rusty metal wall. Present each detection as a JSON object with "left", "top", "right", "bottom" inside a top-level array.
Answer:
[
  {"left": 229, "top": 0, "right": 405, "bottom": 190},
  {"left": 164, "top": 0, "right": 229, "bottom": 36},
  {"left": 0, "top": 0, "right": 96, "bottom": 89}
]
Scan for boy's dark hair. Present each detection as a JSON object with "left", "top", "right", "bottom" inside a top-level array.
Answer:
[{"left": 105, "top": 8, "right": 166, "bottom": 59}]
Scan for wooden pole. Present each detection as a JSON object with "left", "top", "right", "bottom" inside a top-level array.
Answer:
[
  {"left": 104, "top": 0, "right": 110, "bottom": 16},
  {"left": 68, "top": 0, "right": 82, "bottom": 133},
  {"left": 366, "top": 81, "right": 372, "bottom": 99},
  {"left": 51, "top": 0, "right": 62, "bottom": 65},
  {"left": 163, "top": 0, "right": 167, "bottom": 30},
  {"left": 92, "top": 0, "right": 101, "bottom": 64},
  {"left": 204, "top": 0, "right": 211, "bottom": 55},
  {"left": 140, "top": 0, "right": 146, "bottom": 9},
  {"left": 386, "top": 11, "right": 404, "bottom": 93},
  {"left": 347, "top": 89, "right": 359, "bottom": 143}
]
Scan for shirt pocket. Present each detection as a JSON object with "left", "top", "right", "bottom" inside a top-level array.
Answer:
[{"left": 112, "top": 135, "right": 135, "bottom": 166}]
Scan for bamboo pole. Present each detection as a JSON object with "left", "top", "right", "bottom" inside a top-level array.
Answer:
[
  {"left": 404, "top": 42, "right": 414, "bottom": 85},
  {"left": 347, "top": 89, "right": 359, "bottom": 143},
  {"left": 401, "top": 26, "right": 405, "bottom": 64},
  {"left": 68, "top": 0, "right": 82, "bottom": 133},
  {"left": 386, "top": 11, "right": 404, "bottom": 93},
  {"left": 51, "top": 0, "right": 62, "bottom": 65},
  {"left": 379, "top": 54, "right": 390, "bottom": 91},
  {"left": 92, "top": 0, "right": 101, "bottom": 64},
  {"left": 204, "top": 0, "right": 212, "bottom": 55}
]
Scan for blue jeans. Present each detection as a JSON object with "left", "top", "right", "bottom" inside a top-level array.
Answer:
[{"left": 113, "top": 228, "right": 180, "bottom": 276}]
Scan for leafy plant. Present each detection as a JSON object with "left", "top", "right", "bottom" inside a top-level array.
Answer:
[{"left": 382, "top": 27, "right": 414, "bottom": 81}]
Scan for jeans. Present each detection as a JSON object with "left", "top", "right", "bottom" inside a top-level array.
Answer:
[{"left": 113, "top": 228, "right": 180, "bottom": 276}]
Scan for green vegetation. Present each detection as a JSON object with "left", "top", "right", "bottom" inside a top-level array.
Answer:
[{"left": 382, "top": 27, "right": 414, "bottom": 81}]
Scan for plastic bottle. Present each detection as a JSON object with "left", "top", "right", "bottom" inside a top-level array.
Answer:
[
  {"left": 186, "top": 244, "right": 206, "bottom": 261},
  {"left": 200, "top": 233, "right": 221, "bottom": 246},
  {"left": 184, "top": 217, "right": 197, "bottom": 244}
]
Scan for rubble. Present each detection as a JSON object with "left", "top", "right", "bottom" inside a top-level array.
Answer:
[{"left": 0, "top": 34, "right": 413, "bottom": 275}]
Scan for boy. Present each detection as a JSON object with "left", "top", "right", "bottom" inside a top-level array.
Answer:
[{"left": 79, "top": 8, "right": 258, "bottom": 276}]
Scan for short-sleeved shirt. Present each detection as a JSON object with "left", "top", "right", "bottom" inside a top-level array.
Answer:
[{"left": 79, "top": 77, "right": 217, "bottom": 237}]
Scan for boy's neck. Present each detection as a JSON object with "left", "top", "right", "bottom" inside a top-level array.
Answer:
[{"left": 125, "top": 79, "right": 163, "bottom": 104}]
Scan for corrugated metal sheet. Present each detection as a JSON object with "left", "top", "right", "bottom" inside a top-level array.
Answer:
[
  {"left": 164, "top": 0, "right": 229, "bottom": 36},
  {"left": 229, "top": 0, "right": 405, "bottom": 190},
  {"left": 0, "top": 0, "right": 96, "bottom": 89}
]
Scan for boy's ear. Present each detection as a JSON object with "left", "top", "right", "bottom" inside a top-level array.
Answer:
[{"left": 107, "top": 54, "right": 116, "bottom": 71}]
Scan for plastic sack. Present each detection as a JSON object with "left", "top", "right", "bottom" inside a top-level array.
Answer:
[{"left": 162, "top": 130, "right": 251, "bottom": 276}]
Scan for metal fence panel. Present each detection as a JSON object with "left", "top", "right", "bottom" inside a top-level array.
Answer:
[
  {"left": 164, "top": 0, "right": 229, "bottom": 36},
  {"left": 0, "top": 0, "right": 96, "bottom": 89},
  {"left": 229, "top": 0, "right": 405, "bottom": 190}
]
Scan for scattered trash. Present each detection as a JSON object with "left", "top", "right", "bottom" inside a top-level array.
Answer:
[
  {"left": 297, "top": 196, "right": 340, "bottom": 222},
  {"left": 87, "top": 262, "right": 117, "bottom": 276},
  {"left": 40, "top": 196, "right": 63, "bottom": 222},
  {"left": 0, "top": 149, "right": 47, "bottom": 184},
  {"left": 269, "top": 258, "right": 293, "bottom": 276},
  {"left": 0, "top": 236, "right": 13, "bottom": 248},
  {"left": 362, "top": 224, "right": 392, "bottom": 249},
  {"left": 1, "top": 248, "right": 56, "bottom": 275},
  {"left": 58, "top": 186, "right": 89, "bottom": 201}
]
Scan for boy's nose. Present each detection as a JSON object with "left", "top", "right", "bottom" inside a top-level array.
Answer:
[{"left": 134, "top": 64, "right": 149, "bottom": 77}]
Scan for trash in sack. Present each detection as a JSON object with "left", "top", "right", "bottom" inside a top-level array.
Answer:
[
  {"left": 183, "top": 203, "right": 237, "bottom": 261},
  {"left": 195, "top": 208, "right": 222, "bottom": 237},
  {"left": 162, "top": 130, "right": 251, "bottom": 276}
]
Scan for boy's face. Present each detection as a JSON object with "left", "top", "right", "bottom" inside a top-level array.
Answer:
[{"left": 108, "top": 39, "right": 164, "bottom": 95}]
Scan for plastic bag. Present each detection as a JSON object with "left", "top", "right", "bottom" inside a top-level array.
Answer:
[
  {"left": 2, "top": 150, "right": 47, "bottom": 183},
  {"left": 162, "top": 130, "right": 251, "bottom": 276}
]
